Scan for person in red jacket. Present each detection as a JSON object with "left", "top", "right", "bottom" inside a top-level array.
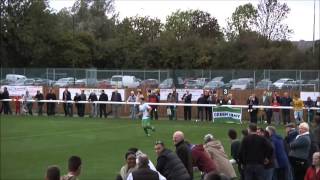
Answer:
[
  {"left": 191, "top": 144, "right": 216, "bottom": 175},
  {"left": 304, "top": 151, "right": 320, "bottom": 180},
  {"left": 148, "top": 90, "right": 159, "bottom": 120},
  {"left": 14, "top": 96, "right": 21, "bottom": 115}
]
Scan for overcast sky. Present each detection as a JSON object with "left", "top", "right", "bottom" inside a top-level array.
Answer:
[{"left": 50, "top": 0, "right": 320, "bottom": 41}]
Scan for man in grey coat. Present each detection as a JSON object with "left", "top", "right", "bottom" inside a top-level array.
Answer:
[{"left": 289, "top": 122, "right": 311, "bottom": 180}]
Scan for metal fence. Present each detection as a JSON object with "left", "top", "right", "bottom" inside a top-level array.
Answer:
[{"left": 1, "top": 68, "right": 319, "bottom": 91}]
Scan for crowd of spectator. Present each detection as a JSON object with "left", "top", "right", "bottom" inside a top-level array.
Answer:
[
  {"left": 1, "top": 87, "right": 320, "bottom": 126},
  {"left": 44, "top": 116, "right": 319, "bottom": 180}
]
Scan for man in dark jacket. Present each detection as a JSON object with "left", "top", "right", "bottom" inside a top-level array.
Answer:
[
  {"left": 289, "top": 122, "right": 311, "bottom": 180},
  {"left": 62, "top": 87, "right": 72, "bottom": 117},
  {"left": 73, "top": 93, "right": 81, "bottom": 117},
  {"left": 99, "top": 90, "right": 108, "bottom": 118},
  {"left": 78, "top": 90, "right": 86, "bottom": 117},
  {"left": 239, "top": 123, "right": 273, "bottom": 180},
  {"left": 155, "top": 141, "right": 191, "bottom": 180},
  {"left": 2, "top": 87, "right": 12, "bottom": 114},
  {"left": 280, "top": 92, "right": 292, "bottom": 125},
  {"left": 148, "top": 90, "right": 159, "bottom": 120},
  {"left": 46, "top": 88, "right": 56, "bottom": 116},
  {"left": 182, "top": 90, "right": 192, "bottom": 121},
  {"left": 266, "top": 126, "right": 290, "bottom": 180},
  {"left": 173, "top": 131, "right": 193, "bottom": 179},
  {"left": 111, "top": 89, "right": 122, "bottom": 118},
  {"left": 88, "top": 92, "right": 98, "bottom": 118},
  {"left": 34, "top": 90, "right": 44, "bottom": 116},
  {"left": 197, "top": 94, "right": 206, "bottom": 121},
  {"left": 127, "top": 155, "right": 165, "bottom": 180},
  {"left": 247, "top": 94, "right": 259, "bottom": 123}
]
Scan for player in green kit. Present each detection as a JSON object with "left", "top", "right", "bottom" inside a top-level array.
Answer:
[{"left": 137, "top": 97, "right": 155, "bottom": 136}]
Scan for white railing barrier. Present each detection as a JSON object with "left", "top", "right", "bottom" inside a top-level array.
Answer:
[{"left": 0, "top": 99, "right": 320, "bottom": 110}]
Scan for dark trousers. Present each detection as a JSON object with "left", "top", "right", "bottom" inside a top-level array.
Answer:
[
  {"left": 26, "top": 102, "right": 33, "bottom": 115},
  {"left": 282, "top": 110, "right": 290, "bottom": 124},
  {"left": 150, "top": 107, "right": 158, "bottom": 120},
  {"left": 205, "top": 106, "right": 212, "bottom": 121},
  {"left": 244, "top": 164, "right": 265, "bottom": 180},
  {"left": 47, "top": 103, "right": 55, "bottom": 116},
  {"left": 198, "top": 107, "right": 204, "bottom": 121},
  {"left": 3, "top": 102, "right": 12, "bottom": 114},
  {"left": 37, "top": 103, "right": 43, "bottom": 116},
  {"left": 169, "top": 106, "right": 177, "bottom": 120},
  {"left": 78, "top": 104, "right": 85, "bottom": 117},
  {"left": 184, "top": 106, "right": 191, "bottom": 120},
  {"left": 289, "top": 156, "right": 308, "bottom": 180},
  {"left": 250, "top": 110, "right": 258, "bottom": 123},
  {"left": 100, "top": 104, "right": 107, "bottom": 118},
  {"left": 264, "top": 109, "right": 273, "bottom": 124},
  {"left": 63, "top": 103, "right": 73, "bottom": 117}
]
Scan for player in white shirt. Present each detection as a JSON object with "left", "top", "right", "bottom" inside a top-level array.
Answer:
[{"left": 137, "top": 97, "right": 155, "bottom": 136}]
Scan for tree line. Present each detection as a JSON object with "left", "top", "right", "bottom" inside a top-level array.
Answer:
[{"left": 1, "top": 0, "right": 319, "bottom": 69}]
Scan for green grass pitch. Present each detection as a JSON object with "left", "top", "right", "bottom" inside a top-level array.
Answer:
[{"left": 1, "top": 116, "right": 279, "bottom": 180}]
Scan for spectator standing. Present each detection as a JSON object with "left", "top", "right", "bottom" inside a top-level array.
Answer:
[
  {"left": 34, "top": 90, "right": 44, "bottom": 116},
  {"left": 216, "top": 95, "right": 226, "bottom": 106},
  {"left": 173, "top": 131, "right": 193, "bottom": 178},
  {"left": 13, "top": 95, "right": 21, "bottom": 115},
  {"left": 247, "top": 94, "right": 259, "bottom": 123},
  {"left": 304, "top": 152, "right": 320, "bottom": 180},
  {"left": 182, "top": 90, "right": 192, "bottom": 121},
  {"left": 73, "top": 93, "right": 81, "bottom": 117},
  {"left": 127, "top": 91, "right": 137, "bottom": 120},
  {"left": 61, "top": 156, "right": 82, "bottom": 180},
  {"left": 227, "top": 129, "right": 243, "bottom": 179},
  {"left": 148, "top": 90, "right": 159, "bottom": 120},
  {"left": 99, "top": 90, "right": 108, "bottom": 118},
  {"left": 272, "top": 99, "right": 281, "bottom": 125},
  {"left": 280, "top": 92, "right": 292, "bottom": 125},
  {"left": 316, "top": 96, "right": 320, "bottom": 116},
  {"left": 266, "top": 126, "right": 291, "bottom": 180},
  {"left": 154, "top": 141, "right": 191, "bottom": 180},
  {"left": 88, "top": 92, "right": 98, "bottom": 118},
  {"left": 226, "top": 93, "right": 236, "bottom": 105},
  {"left": 292, "top": 94, "right": 304, "bottom": 124},
  {"left": 46, "top": 88, "right": 56, "bottom": 116},
  {"left": 284, "top": 123, "right": 299, "bottom": 154},
  {"left": 62, "top": 87, "right": 72, "bottom": 117},
  {"left": 167, "top": 88, "right": 178, "bottom": 120},
  {"left": 204, "top": 90, "right": 212, "bottom": 121},
  {"left": 288, "top": 122, "right": 311, "bottom": 180},
  {"left": 312, "top": 116, "right": 320, "bottom": 150},
  {"left": 45, "top": 165, "right": 60, "bottom": 180},
  {"left": 78, "top": 90, "right": 86, "bottom": 117},
  {"left": 203, "top": 134, "right": 236, "bottom": 179},
  {"left": 24, "top": 91, "right": 33, "bottom": 115},
  {"left": 305, "top": 97, "right": 315, "bottom": 123},
  {"left": 111, "top": 89, "right": 122, "bottom": 118},
  {"left": 2, "top": 87, "right": 12, "bottom": 114},
  {"left": 197, "top": 94, "right": 206, "bottom": 121},
  {"left": 0, "top": 89, "right": 3, "bottom": 114},
  {"left": 238, "top": 123, "right": 273, "bottom": 180},
  {"left": 262, "top": 91, "right": 272, "bottom": 125}
]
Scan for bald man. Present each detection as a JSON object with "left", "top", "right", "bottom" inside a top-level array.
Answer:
[{"left": 173, "top": 131, "right": 193, "bottom": 179}]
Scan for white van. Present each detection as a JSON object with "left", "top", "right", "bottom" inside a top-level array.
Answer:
[
  {"left": 6, "top": 74, "right": 27, "bottom": 83},
  {"left": 110, "top": 75, "right": 140, "bottom": 88}
]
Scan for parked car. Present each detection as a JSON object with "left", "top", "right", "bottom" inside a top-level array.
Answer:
[
  {"left": 75, "top": 79, "right": 87, "bottom": 87},
  {"left": 5, "top": 74, "right": 27, "bottom": 84},
  {"left": 204, "top": 80, "right": 225, "bottom": 89},
  {"left": 140, "top": 79, "right": 159, "bottom": 89},
  {"left": 231, "top": 79, "right": 253, "bottom": 90},
  {"left": 54, "top": 77, "right": 76, "bottom": 87},
  {"left": 255, "top": 79, "right": 275, "bottom": 90},
  {"left": 110, "top": 75, "right": 140, "bottom": 88},
  {"left": 158, "top": 78, "right": 184, "bottom": 89},
  {"left": 34, "top": 78, "right": 55, "bottom": 86},
  {"left": 223, "top": 79, "right": 238, "bottom": 89},
  {"left": 282, "top": 81, "right": 300, "bottom": 90},
  {"left": 185, "top": 80, "right": 202, "bottom": 89},
  {"left": 273, "top": 78, "right": 295, "bottom": 89},
  {"left": 196, "top": 78, "right": 210, "bottom": 87},
  {"left": 211, "top": 76, "right": 224, "bottom": 82},
  {"left": 97, "top": 79, "right": 112, "bottom": 88}
]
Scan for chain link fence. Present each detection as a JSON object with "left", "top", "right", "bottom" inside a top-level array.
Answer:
[{"left": 1, "top": 68, "right": 319, "bottom": 91}]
